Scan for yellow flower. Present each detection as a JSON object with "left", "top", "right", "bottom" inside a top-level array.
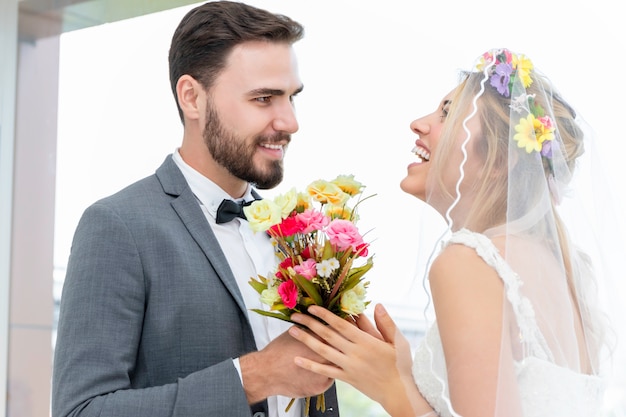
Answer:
[
  {"left": 331, "top": 174, "right": 364, "bottom": 196},
  {"left": 513, "top": 54, "right": 534, "bottom": 88},
  {"left": 352, "top": 281, "right": 368, "bottom": 297},
  {"left": 295, "top": 191, "right": 312, "bottom": 212},
  {"left": 273, "top": 187, "right": 298, "bottom": 218},
  {"left": 536, "top": 122, "right": 555, "bottom": 144},
  {"left": 514, "top": 114, "right": 542, "bottom": 154},
  {"left": 324, "top": 204, "right": 356, "bottom": 221},
  {"left": 307, "top": 180, "right": 348, "bottom": 205},
  {"left": 340, "top": 288, "right": 366, "bottom": 316},
  {"left": 475, "top": 53, "right": 490, "bottom": 71},
  {"left": 243, "top": 199, "right": 282, "bottom": 232},
  {"left": 260, "top": 286, "right": 281, "bottom": 306}
]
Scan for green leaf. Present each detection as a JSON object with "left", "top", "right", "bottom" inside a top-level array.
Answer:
[
  {"left": 322, "top": 240, "right": 335, "bottom": 260},
  {"left": 293, "top": 274, "right": 324, "bottom": 305},
  {"left": 249, "top": 308, "right": 293, "bottom": 323},
  {"left": 248, "top": 277, "right": 268, "bottom": 295},
  {"left": 299, "top": 297, "right": 317, "bottom": 307},
  {"left": 340, "top": 275, "right": 361, "bottom": 292},
  {"left": 346, "top": 256, "right": 374, "bottom": 282}
]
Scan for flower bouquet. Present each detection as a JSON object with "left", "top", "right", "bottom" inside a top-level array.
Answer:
[{"left": 243, "top": 174, "right": 375, "bottom": 415}]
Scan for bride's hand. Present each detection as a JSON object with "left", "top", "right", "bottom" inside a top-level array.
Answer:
[
  {"left": 289, "top": 304, "right": 433, "bottom": 417},
  {"left": 352, "top": 308, "right": 384, "bottom": 340}
]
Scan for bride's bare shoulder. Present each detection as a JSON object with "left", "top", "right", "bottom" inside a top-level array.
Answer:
[
  {"left": 430, "top": 241, "right": 496, "bottom": 276},
  {"left": 429, "top": 242, "right": 503, "bottom": 303}
]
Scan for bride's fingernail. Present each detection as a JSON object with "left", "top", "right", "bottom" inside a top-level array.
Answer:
[{"left": 289, "top": 326, "right": 300, "bottom": 336}]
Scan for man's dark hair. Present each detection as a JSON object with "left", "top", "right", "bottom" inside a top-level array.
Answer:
[{"left": 168, "top": 0, "right": 304, "bottom": 122}]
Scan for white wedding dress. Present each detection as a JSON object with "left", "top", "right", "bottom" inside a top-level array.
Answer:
[{"left": 412, "top": 229, "right": 605, "bottom": 417}]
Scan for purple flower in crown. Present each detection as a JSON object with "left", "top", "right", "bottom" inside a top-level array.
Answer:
[
  {"left": 490, "top": 62, "right": 513, "bottom": 97},
  {"left": 540, "top": 139, "right": 553, "bottom": 158}
]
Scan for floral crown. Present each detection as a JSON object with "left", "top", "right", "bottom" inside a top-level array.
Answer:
[{"left": 476, "top": 49, "right": 556, "bottom": 172}]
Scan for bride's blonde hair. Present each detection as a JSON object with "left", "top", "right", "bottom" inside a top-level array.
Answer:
[
  {"left": 430, "top": 71, "right": 584, "bottom": 233},
  {"left": 429, "top": 63, "right": 606, "bottom": 371}
]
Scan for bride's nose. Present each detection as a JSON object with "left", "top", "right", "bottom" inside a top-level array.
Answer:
[{"left": 410, "top": 116, "right": 430, "bottom": 135}]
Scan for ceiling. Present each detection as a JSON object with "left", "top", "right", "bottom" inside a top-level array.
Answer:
[{"left": 18, "top": 0, "right": 200, "bottom": 42}]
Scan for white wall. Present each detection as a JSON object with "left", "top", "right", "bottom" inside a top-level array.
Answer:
[
  {"left": 0, "top": 0, "right": 18, "bottom": 415},
  {"left": 56, "top": 0, "right": 626, "bottom": 311}
]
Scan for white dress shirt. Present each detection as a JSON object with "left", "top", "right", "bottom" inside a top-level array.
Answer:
[{"left": 173, "top": 150, "right": 300, "bottom": 417}]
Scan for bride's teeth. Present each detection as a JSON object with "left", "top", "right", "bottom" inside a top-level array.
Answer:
[{"left": 411, "top": 146, "right": 430, "bottom": 161}]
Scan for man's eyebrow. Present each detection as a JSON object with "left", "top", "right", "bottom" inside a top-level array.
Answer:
[{"left": 248, "top": 85, "right": 304, "bottom": 97}]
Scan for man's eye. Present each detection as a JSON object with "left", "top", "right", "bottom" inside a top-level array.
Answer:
[{"left": 255, "top": 96, "right": 271, "bottom": 103}]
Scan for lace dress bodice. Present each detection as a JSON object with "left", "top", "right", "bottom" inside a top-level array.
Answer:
[{"left": 412, "top": 229, "right": 605, "bottom": 417}]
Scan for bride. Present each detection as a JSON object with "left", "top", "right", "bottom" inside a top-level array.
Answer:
[{"left": 287, "top": 48, "right": 618, "bottom": 416}]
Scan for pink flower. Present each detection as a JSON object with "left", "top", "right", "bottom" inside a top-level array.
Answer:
[
  {"left": 326, "top": 219, "right": 364, "bottom": 251},
  {"left": 294, "top": 258, "right": 317, "bottom": 280},
  {"left": 502, "top": 49, "right": 512, "bottom": 64},
  {"left": 278, "top": 280, "right": 298, "bottom": 309},
  {"left": 538, "top": 116, "right": 554, "bottom": 130},
  {"left": 296, "top": 209, "right": 330, "bottom": 234}
]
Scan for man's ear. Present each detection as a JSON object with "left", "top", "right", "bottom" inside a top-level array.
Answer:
[{"left": 176, "top": 74, "right": 204, "bottom": 122}]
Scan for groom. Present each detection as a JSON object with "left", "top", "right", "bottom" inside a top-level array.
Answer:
[{"left": 51, "top": 2, "right": 339, "bottom": 417}]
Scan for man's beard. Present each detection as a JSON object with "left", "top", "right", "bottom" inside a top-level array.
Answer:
[{"left": 203, "top": 103, "right": 289, "bottom": 189}]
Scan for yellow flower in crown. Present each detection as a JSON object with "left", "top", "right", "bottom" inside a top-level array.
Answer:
[
  {"left": 480, "top": 49, "right": 556, "bottom": 172},
  {"left": 243, "top": 199, "right": 282, "bottom": 232},
  {"left": 307, "top": 180, "right": 349, "bottom": 205},
  {"left": 478, "top": 49, "right": 534, "bottom": 97},
  {"left": 512, "top": 54, "right": 534, "bottom": 88},
  {"left": 514, "top": 114, "right": 543, "bottom": 153},
  {"left": 273, "top": 187, "right": 298, "bottom": 218},
  {"left": 535, "top": 116, "right": 555, "bottom": 144},
  {"left": 476, "top": 55, "right": 488, "bottom": 71},
  {"left": 331, "top": 174, "right": 364, "bottom": 197},
  {"left": 513, "top": 113, "right": 555, "bottom": 154}
]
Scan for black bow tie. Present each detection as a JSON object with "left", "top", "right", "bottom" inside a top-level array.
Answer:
[{"left": 215, "top": 199, "right": 256, "bottom": 224}]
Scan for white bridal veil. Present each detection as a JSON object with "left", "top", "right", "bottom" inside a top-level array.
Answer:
[{"left": 414, "top": 48, "right": 626, "bottom": 416}]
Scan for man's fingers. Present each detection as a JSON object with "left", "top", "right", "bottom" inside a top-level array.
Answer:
[{"left": 293, "top": 355, "right": 343, "bottom": 381}]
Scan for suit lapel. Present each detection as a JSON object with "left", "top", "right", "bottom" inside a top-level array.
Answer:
[
  {"left": 157, "top": 156, "right": 339, "bottom": 416},
  {"left": 155, "top": 155, "right": 249, "bottom": 316}
]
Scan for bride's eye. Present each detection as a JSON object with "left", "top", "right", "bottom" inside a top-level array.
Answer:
[{"left": 440, "top": 100, "right": 451, "bottom": 121}]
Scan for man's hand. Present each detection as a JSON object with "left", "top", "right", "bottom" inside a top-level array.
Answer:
[{"left": 239, "top": 329, "right": 334, "bottom": 404}]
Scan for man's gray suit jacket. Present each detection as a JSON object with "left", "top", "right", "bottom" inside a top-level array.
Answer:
[{"left": 51, "top": 154, "right": 339, "bottom": 417}]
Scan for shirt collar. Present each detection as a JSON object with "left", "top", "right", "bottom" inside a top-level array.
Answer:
[{"left": 172, "top": 149, "right": 255, "bottom": 218}]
